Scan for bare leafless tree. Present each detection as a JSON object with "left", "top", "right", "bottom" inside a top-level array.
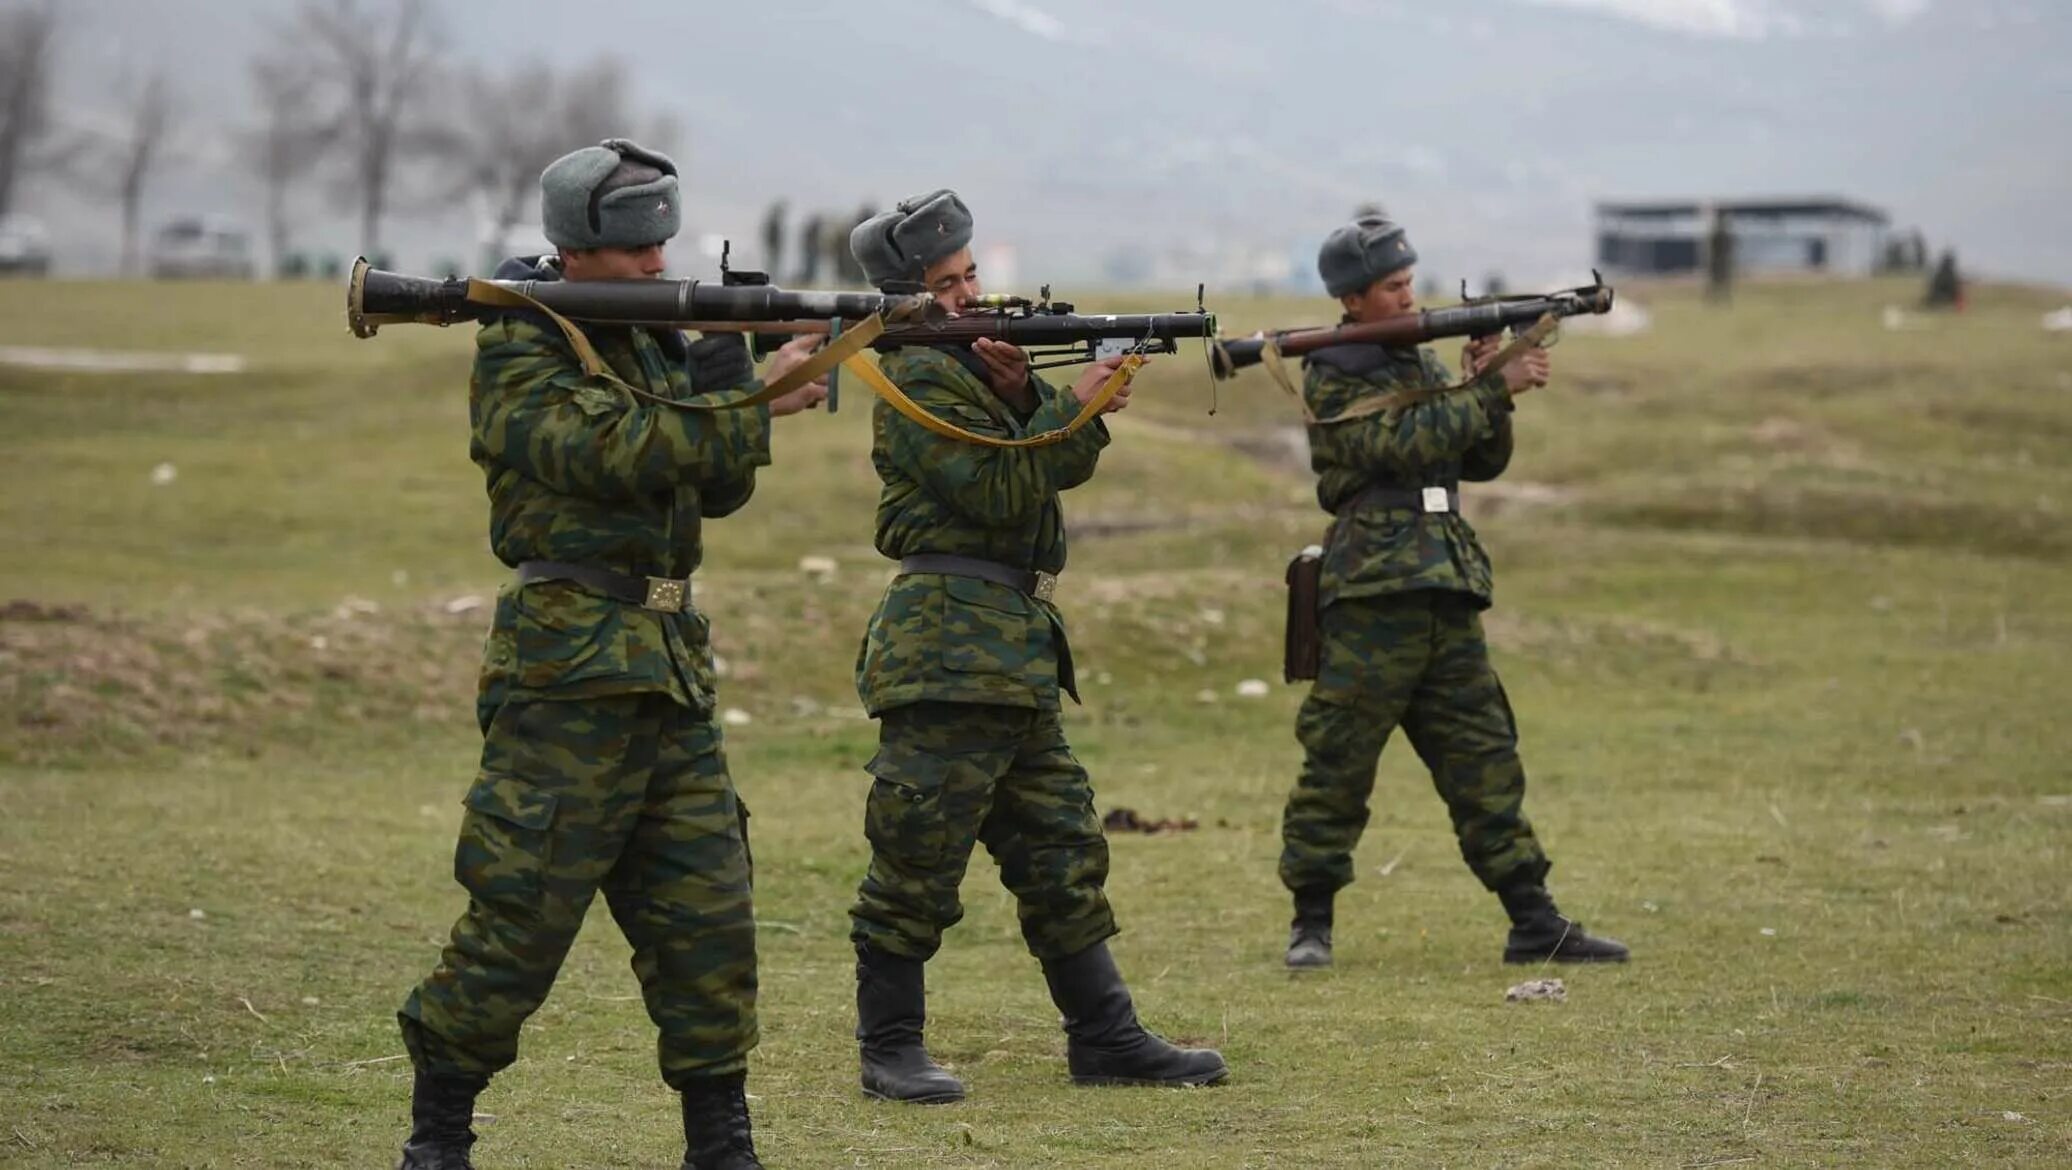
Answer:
[
  {"left": 0, "top": 0, "right": 60, "bottom": 217},
  {"left": 453, "top": 55, "right": 680, "bottom": 251},
  {"left": 285, "top": 0, "right": 446, "bottom": 259},
  {"left": 244, "top": 58, "right": 329, "bottom": 275},
  {"left": 105, "top": 71, "right": 178, "bottom": 275}
]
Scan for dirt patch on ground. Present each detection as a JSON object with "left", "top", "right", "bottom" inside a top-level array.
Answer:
[{"left": 1, "top": 598, "right": 484, "bottom": 764}]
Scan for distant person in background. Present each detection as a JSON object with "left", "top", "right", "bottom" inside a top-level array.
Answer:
[
  {"left": 1276, "top": 209, "right": 1630, "bottom": 972},
  {"left": 391, "top": 138, "right": 827, "bottom": 1170},
  {"left": 822, "top": 214, "right": 852, "bottom": 285},
  {"left": 759, "top": 200, "right": 786, "bottom": 284},
  {"left": 1923, "top": 249, "right": 1964, "bottom": 310},
  {"left": 796, "top": 213, "right": 824, "bottom": 285},
  {"left": 1706, "top": 209, "right": 1735, "bottom": 303},
  {"left": 842, "top": 203, "right": 878, "bottom": 284}
]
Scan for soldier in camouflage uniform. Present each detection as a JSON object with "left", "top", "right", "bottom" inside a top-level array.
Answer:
[
  {"left": 1279, "top": 211, "right": 1629, "bottom": 970},
  {"left": 841, "top": 190, "right": 1228, "bottom": 1104},
  {"left": 393, "top": 140, "right": 828, "bottom": 1170}
]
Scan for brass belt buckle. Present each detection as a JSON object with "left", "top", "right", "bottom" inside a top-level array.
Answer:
[
  {"left": 1421, "top": 486, "right": 1451, "bottom": 514},
  {"left": 1032, "top": 571, "right": 1058, "bottom": 603},
  {"left": 643, "top": 576, "right": 688, "bottom": 612}
]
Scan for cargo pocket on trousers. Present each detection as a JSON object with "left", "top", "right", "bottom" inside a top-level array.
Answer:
[
  {"left": 455, "top": 773, "right": 558, "bottom": 913},
  {"left": 862, "top": 750, "right": 950, "bottom": 871}
]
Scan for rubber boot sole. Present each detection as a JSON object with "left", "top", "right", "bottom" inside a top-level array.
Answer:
[
  {"left": 1070, "top": 1064, "right": 1230, "bottom": 1088},
  {"left": 860, "top": 1075, "right": 965, "bottom": 1105},
  {"left": 1503, "top": 947, "right": 1630, "bottom": 964}
]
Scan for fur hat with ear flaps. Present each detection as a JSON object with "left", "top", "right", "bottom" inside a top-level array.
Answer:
[
  {"left": 1318, "top": 211, "right": 1418, "bottom": 298},
  {"left": 540, "top": 138, "right": 681, "bottom": 251},
  {"left": 849, "top": 189, "right": 974, "bottom": 289}
]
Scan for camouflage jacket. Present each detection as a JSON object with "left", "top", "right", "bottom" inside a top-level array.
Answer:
[
  {"left": 1303, "top": 339, "right": 1514, "bottom": 609},
  {"left": 470, "top": 257, "right": 771, "bottom": 718},
  {"left": 855, "top": 346, "right": 1108, "bottom": 716}
]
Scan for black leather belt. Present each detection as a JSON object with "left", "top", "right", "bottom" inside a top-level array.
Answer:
[
  {"left": 899, "top": 553, "right": 1058, "bottom": 602},
  {"left": 516, "top": 560, "right": 691, "bottom": 612},
  {"left": 1354, "top": 485, "right": 1461, "bottom": 514}
]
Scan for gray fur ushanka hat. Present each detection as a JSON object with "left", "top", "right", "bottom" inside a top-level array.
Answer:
[
  {"left": 540, "top": 138, "right": 681, "bottom": 250},
  {"left": 850, "top": 189, "right": 974, "bottom": 288},
  {"left": 1318, "top": 212, "right": 1418, "bottom": 298}
]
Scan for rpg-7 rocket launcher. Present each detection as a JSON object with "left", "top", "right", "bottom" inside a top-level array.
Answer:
[
  {"left": 348, "top": 252, "right": 1220, "bottom": 411},
  {"left": 1208, "top": 274, "right": 1615, "bottom": 379},
  {"left": 344, "top": 255, "right": 935, "bottom": 339}
]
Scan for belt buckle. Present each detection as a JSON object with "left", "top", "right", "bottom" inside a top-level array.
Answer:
[
  {"left": 643, "top": 576, "right": 687, "bottom": 613},
  {"left": 1421, "top": 486, "right": 1451, "bottom": 514},
  {"left": 1032, "top": 571, "right": 1058, "bottom": 603}
]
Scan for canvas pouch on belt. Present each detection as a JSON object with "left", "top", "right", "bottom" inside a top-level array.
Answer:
[{"left": 1283, "top": 543, "right": 1325, "bottom": 682}]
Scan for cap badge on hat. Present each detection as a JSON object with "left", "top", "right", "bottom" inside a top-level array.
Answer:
[{"left": 657, "top": 200, "right": 670, "bottom": 214}]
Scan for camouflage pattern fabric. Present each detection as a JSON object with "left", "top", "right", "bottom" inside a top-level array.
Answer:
[
  {"left": 854, "top": 345, "right": 1107, "bottom": 715},
  {"left": 1279, "top": 582, "right": 1549, "bottom": 896},
  {"left": 401, "top": 268, "right": 771, "bottom": 1088},
  {"left": 469, "top": 262, "right": 772, "bottom": 713},
  {"left": 1303, "top": 341, "right": 1512, "bottom": 608},
  {"left": 849, "top": 700, "right": 1118, "bottom": 962},
  {"left": 400, "top": 695, "right": 757, "bottom": 1086}
]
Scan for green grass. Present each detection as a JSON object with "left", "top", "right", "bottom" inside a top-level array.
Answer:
[{"left": 1, "top": 275, "right": 2069, "bottom": 1166}]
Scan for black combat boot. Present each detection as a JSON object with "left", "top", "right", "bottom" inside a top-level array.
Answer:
[
  {"left": 856, "top": 945, "right": 966, "bottom": 1103},
  {"left": 1498, "top": 883, "right": 1630, "bottom": 964},
  {"left": 396, "top": 1069, "right": 487, "bottom": 1170},
  {"left": 1284, "top": 886, "right": 1335, "bottom": 970},
  {"left": 679, "top": 1072, "right": 761, "bottom": 1170},
  {"left": 1041, "top": 941, "right": 1229, "bottom": 1086}
]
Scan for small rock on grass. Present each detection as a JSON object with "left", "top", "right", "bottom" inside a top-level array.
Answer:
[{"left": 1505, "top": 978, "right": 1566, "bottom": 1004}]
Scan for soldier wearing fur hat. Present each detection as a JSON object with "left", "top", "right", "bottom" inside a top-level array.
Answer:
[
  {"left": 842, "top": 189, "right": 1228, "bottom": 1105},
  {"left": 392, "top": 139, "right": 826, "bottom": 1170},
  {"left": 1278, "top": 210, "right": 1630, "bottom": 972}
]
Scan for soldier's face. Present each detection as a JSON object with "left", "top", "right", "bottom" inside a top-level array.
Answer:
[
  {"left": 1341, "top": 267, "right": 1416, "bottom": 321},
  {"left": 561, "top": 243, "right": 668, "bottom": 282},
  {"left": 921, "top": 247, "right": 981, "bottom": 312}
]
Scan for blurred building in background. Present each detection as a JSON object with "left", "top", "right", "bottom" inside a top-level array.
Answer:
[{"left": 1595, "top": 197, "right": 1891, "bottom": 278}]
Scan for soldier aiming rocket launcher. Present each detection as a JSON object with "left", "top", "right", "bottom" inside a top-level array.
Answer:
[{"left": 1208, "top": 274, "right": 1616, "bottom": 380}]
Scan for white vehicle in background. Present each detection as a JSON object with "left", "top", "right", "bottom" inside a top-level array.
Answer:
[
  {"left": 0, "top": 214, "right": 53, "bottom": 276},
  {"left": 148, "top": 215, "right": 256, "bottom": 280}
]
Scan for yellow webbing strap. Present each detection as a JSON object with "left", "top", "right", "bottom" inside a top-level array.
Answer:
[
  {"left": 1258, "top": 337, "right": 1317, "bottom": 424},
  {"left": 462, "top": 278, "right": 881, "bottom": 412},
  {"left": 835, "top": 353, "right": 1142, "bottom": 448},
  {"left": 1312, "top": 312, "right": 1560, "bottom": 427}
]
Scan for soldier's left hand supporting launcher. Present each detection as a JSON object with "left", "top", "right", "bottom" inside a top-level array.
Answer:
[{"left": 1209, "top": 275, "right": 1614, "bottom": 379}]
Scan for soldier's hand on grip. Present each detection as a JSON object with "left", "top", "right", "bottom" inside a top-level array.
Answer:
[
  {"left": 972, "top": 337, "right": 1032, "bottom": 398},
  {"left": 685, "top": 332, "right": 756, "bottom": 391},
  {"left": 1461, "top": 335, "right": 1503, "bottom": 377},
  {"left": 764, "top": 335, "right": 831, "bottom": 417},
  {"left": 1498, "top": 347, "right": 1551, "bottom": 395},
  {"left": 1070, "top": 354, "right": 1139, "bottom": 414}
]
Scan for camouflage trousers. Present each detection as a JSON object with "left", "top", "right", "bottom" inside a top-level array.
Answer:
[
  {"left": 399, "top": 693, "right": 757, "bottom": 1088},
  {"left": 1280, "top": 591, "right": 1548, "bottom": 895},
  {"left": 849, "top": 701, "right": 1118, "bottom": 963}
]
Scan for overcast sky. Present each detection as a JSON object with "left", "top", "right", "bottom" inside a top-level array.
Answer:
[{"left": 25, "top": 0, "right": 2072, "bottom": 289}]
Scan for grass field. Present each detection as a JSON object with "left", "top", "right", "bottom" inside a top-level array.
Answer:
[{"left": 1, "top": 273, "right": 2068, "bottom": 1167}]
